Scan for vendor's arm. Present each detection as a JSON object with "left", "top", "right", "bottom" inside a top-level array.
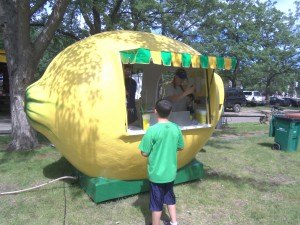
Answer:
[{"left": 167, "top": 85, "right": 195, "bottom": 103}]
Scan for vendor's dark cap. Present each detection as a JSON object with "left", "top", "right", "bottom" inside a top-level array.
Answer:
[{"left": 175, "top": 68, "right": 187, "bottom": 79}]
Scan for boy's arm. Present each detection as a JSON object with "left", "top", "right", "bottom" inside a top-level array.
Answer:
[
  {"left": 177, "top": 129, "right": 184, "bottom": 151},
  {"left": 139, "top": 130, "right": 152, "bottom": 157}
]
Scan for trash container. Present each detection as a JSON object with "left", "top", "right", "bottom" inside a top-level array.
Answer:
[{"left": 269, "top": 114, "right": 300, "bottom": 152}]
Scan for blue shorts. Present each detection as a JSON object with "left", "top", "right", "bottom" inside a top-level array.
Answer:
[{"left": 149, "top": 181, "right": 176, "bottom": 211}]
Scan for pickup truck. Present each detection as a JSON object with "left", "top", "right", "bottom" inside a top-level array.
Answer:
[
  {"left": 243, "top": 91, "right": 266, "bottom": 106},
  {"left": 224, "top": 88, "right": 246, "bottom": 112}
]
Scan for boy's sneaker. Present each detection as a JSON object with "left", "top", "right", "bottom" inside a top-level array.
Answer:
[
  {"left": 168, "top": 222, "right": 178, "bottom": 225},
  {"left": 148, "top": 223, "right": 168, "bottom": 225},
  {"left": 148, "top": 220, "right": 177, "bottom": 225}
]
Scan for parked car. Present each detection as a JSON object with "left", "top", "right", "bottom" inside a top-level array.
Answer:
[
  {"left": 224, "top": 88, "right": 246, "bottom": 112},
  {"left": 269, "top": 96, "right": 290, "bottom": 107},
  {"left": 243, "top": 91, "right": 266, "bottom": 105},
  {"left": 283, "top": 97, "right": 300, "bottom": 107}
]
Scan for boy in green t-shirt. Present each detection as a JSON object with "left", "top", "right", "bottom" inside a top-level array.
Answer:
[{"left": 139, "top": 99, "right": 184, "bottom": 225}]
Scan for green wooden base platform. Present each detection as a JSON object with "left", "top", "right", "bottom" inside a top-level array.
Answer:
[{"left": 74, "top": 159, "right": 204, "bottom": 203}]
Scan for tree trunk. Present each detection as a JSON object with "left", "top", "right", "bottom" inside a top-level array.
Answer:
[
  {"left": 264, "top": 85, "right": 270, "bottom": 101},
  {"left": 0, "top": 0, "right": 69, "bottom": 151},
  {"left": 231, "top": 78, "right": 237, "bottom": 88},
  {"left": 264, "top": 76, "right": 272, "bottom": 101},
  {"left": 8, "top": 100, "right": 38, "bottom": 151},
  {"left": 2, "top": 2, "right": 39, "bottom": 151},
  {"left": 8, "top": 67, "right": 39, "bottom": 151}
]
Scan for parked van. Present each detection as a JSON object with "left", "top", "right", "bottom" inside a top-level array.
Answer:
[
  {"left": 243, "top": 91, "right": 265, "bottom": 105},
  {"left": 224, "top": 88, "right": 246, "bottom": 112}
]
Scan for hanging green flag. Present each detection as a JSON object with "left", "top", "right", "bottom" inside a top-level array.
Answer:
[
  {"left": 181, "top": 53, "right": 191, "bottom": 68},
  {"left": 217, "top": 57, "right": 225, "bottom": 70},
  {"left": 200, "top": 55, "right": 209, "bottom": 68},
  {"left": 161, "top": 51, "right": 172, "bottom": 66},
  {"left": 135, "top": 48, "right": 151, "bottom": 64},
  {"left": 120, "top": 50, "right": 136, "bottom": 64},
  {"left": 231, "top": 57, "right": 237, "bottom": 70}
]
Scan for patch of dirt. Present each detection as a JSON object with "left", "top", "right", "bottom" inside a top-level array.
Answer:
[
  {"left": 243, "top": 131, "right": 267, "bottom": 137},
  {"left": 234, "top": 199, "right": 248, "bottom": 207},
  {"left": 0, "top": 144, "right": 8, "bottom": 151},
  {"left": 216, "top": 134, "right": 239, "bottom": 139},
  {"left": 36, "top": 153, "right": 52, "bottom": 159},
  {"left": 215, "top": 130, "right": 267, "bottom": 139},
  {"left": 268, "top": 174, "right": 298, "bottom": 185},
  {"left": 245, "top": 166, "right": 258, "bottom": 174},
  {"left": 0, "top": 183, "right": 19, "bottom": 193}
]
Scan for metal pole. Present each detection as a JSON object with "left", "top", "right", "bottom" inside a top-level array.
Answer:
[{"left": 205, "top": 69, "right": 214, "bottom": 124}]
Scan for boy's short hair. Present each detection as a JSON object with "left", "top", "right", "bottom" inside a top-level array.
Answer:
[{"left": 155, "top": 99, "right": 172, "bottom": 118}]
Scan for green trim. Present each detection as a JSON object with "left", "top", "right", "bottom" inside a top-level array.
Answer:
[
  {"left": 119, "top": 48, "right": 236, "bottom": 71},
  {"left": 200, "top": 55, "right": 209, "bottom": 68},
  {"left": 120, "top": 48, "right": 151, "bottom": 64},
  {"left": 135, "top": 48, "right": 151, "bottom": 64},
  {"left": 120, "top": 50, "right": 136, "bottom": 64},
  {"left": 75, "top": 159, "right": 204, "bottom": 203},
  {"left": 217, "top": 56, "right": 224, "bottom": 69},
  {"left": 231, "top": 57, "right": 237, "bottom": 70},
  {"left": 161, "top": 51, "right": 172, "bottom": 66},
  {"left": 182, "top": 53, "right": 191, "bottom": 68}
]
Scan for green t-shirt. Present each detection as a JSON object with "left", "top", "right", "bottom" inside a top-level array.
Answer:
[{"left": 139, "top": 121, "right": 184, "bottom": 183}]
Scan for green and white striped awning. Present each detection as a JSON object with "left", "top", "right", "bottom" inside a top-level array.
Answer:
[{"left": 120, "top": 48, "right": 236, "bottom": 70}]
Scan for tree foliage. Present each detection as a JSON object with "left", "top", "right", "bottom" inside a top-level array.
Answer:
[
  {"left": 242, "top": 0, "right": 300, "bottom": 97},
  {"left": 30, "top": 0, "right": 300, "bottom": 95}
]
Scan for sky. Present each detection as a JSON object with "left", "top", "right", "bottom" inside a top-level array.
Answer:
[{"left": 263, "top": 0, "right": 296, "bottom": 13}]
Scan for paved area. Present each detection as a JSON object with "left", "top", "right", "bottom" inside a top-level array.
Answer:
[
  {"left": 222, "top": 115, "right": 261, "bottom": 123},
  {"left": 0, "top": 116, "right": 11, "bottom": 134},
  {"left": 223, "top": 109, "right": 270, "bottom": 124}
]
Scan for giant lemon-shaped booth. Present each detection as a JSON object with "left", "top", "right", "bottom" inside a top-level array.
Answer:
[{"left": 25, "top": 30, "right": 233, "bottom": 180}]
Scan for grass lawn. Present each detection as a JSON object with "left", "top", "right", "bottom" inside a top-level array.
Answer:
[
  {"left": 0, "top": 123, "right": 300, "bottom": 225},
  {"left": 244, "top": 105, "right": 299, "bottom": 112}
]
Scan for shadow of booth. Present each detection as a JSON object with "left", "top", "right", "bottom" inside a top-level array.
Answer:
[
  {"left": 132, "top": 180, "right": 151, "bottom": 225},
  {"left": 43, "top": 157, "right": 74, "bottom": 180}
]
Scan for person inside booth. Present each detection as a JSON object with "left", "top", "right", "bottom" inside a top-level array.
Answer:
[
  {"left": 124, "top": 64, "right": 138, "bottom": 124},
  {"left": 164, "top": 68, "right": 195, "bottom": 112}
]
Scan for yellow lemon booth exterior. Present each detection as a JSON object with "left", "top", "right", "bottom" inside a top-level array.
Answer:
[{"left": 25, "top": 31, "right": 235, "bottom": 183}]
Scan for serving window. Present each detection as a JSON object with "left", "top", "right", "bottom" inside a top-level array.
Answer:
[{"left": 123, "top": 63, "right": 211, "bottom": 135}]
